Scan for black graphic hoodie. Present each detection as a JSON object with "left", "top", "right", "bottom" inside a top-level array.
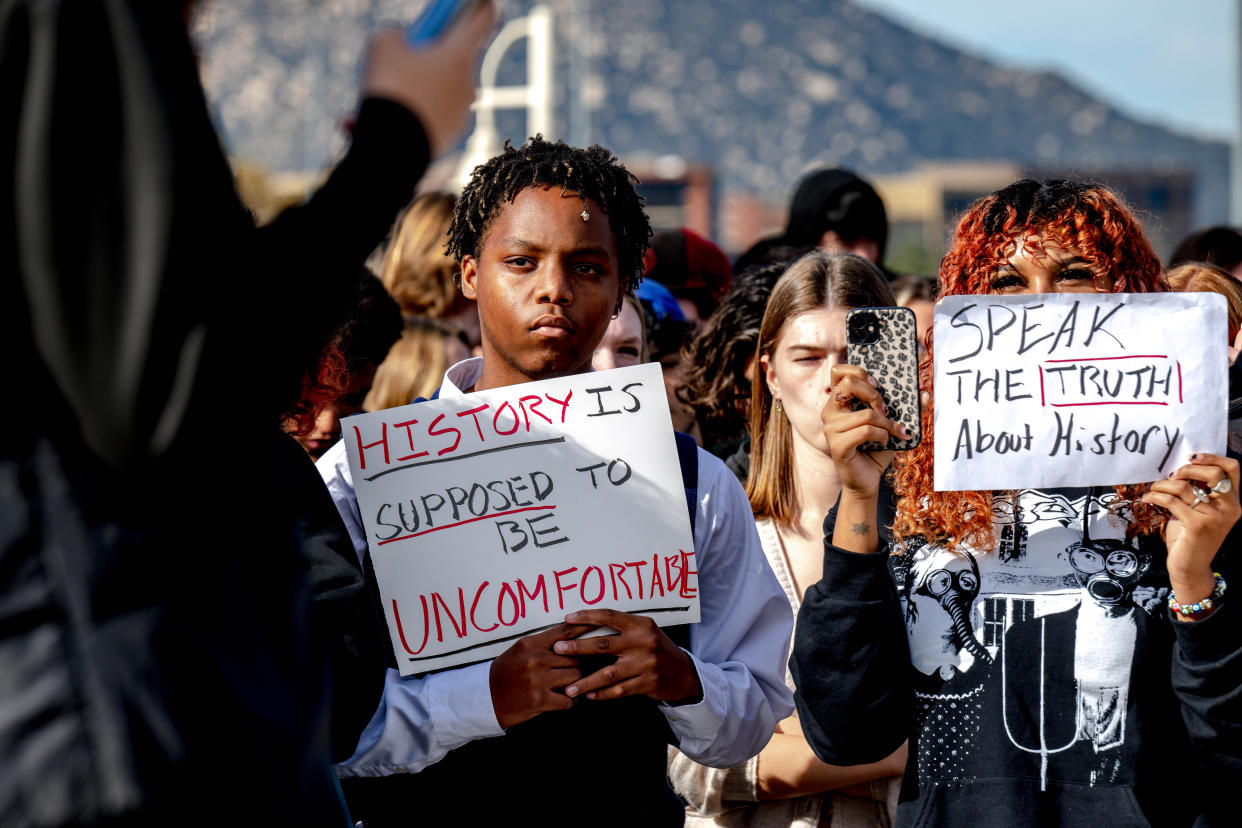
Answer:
[{"left": 792, "top": 486, "right": 1241, "bottom": 827}]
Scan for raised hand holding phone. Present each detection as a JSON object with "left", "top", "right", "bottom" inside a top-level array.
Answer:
[
  {"left": 844, "top": 306, "right": 922, "bottom": 452},
  {"left": 819, "top": 306, "right": 920, "bottom": 555},
  {"left": 406, "top": 0, "right": 491, "bottom": 47},
  {"left": 363, "top": 0, "right": 496, "bottom": 156}
]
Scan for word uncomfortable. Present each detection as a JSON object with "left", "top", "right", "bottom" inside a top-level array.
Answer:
[{"left": 391, "top": 550, "right": 699, "bottom": 663}]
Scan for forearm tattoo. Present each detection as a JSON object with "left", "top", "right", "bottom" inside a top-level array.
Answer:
[{"left": 850, "top": 521, "right": 870, "bottom": 536}]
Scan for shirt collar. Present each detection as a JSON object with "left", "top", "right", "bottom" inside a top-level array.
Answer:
[
  {"left": 440, "top": 356, "right": 485, "bottom": 399},
  {"left": 439, "top": 356, "right": 598, "bottom": 399}
]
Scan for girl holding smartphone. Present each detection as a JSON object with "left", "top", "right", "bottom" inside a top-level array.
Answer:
[
  {"left": 670, "top": 252, "right": 906, "bottom": 827},
  {"left": 791, "top": 180, "right": 1242, "bottom": 827}
]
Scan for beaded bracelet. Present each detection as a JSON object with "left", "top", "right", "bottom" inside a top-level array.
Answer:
[{"left": 1168, "top": 572, "right": 1227, "bottom": 617}]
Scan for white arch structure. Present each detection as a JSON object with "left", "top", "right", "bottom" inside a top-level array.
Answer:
[{"left": 454, "top": 4, "right": 555, "bottom": 189}]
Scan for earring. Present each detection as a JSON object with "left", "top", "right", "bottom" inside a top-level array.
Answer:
[{"left": 774, "top": 399, "right": 783, "bottom": 414}]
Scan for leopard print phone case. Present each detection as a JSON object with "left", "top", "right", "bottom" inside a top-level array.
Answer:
[{"left": 845, "top": 306, "right": 922, "bottom": 451}]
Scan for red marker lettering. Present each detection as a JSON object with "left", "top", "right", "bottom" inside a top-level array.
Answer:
[
  {"left": 545, "top": 390, "right": 573, "bottom": 423},
  {"left": 428, "top": 413, "right": 461, "bottom": 456},
  {"left": 520, "top": 394, "right": 552, "bottom": 427},
  {"left": 432, "top": 588, "right": 467, "bottom": 641},
  {"left": 580, "top": 566, "right": 605, "bottom": 605},
  {"left": 457, "top": 403, "right": 491, "bottom": 441},
  {"left": 609, "top": 562, "right": 633, "bottom": 600},
  {"left": 679, "top": 549, "right": 698, "bottom": 599},
  {"left": 392, "top": 596, "right": 429, "bottom": 655},
  {"left": 496, "top": 582, "right": 521, "bottom": 626},
  {"left": 517, "top": 575, "right": 548, "bottom": 616},
  {"left": 553, "top": 567, "right": 579, "bottom": 610},
  {"left": 665, "top": 554, "right": 684, "bottom": 594},
  {"left": 493, "top": 401, "right": 520, "bottom": 435},
  {"left": 625, "top": 560, "right": 648, "bottom": 599},
  {"left": 353, "top": 423, "right": 390, "bottom": 470},
  {"left": 648, "top": 553, "right": 666, "bottom": 597},
  {"left": 393, "top": 418, "right": 429, "bottom": 461},
  {"left": 469, "top": 581, "right": 498, "bottom": 633}
]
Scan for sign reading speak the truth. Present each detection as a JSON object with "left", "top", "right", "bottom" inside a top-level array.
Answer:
[
  {"left": 933, "top": 293, "right": 1227, "bottom": 491},
  {"left": 342, "top": 363, "right": 699, "bottom": 675}
]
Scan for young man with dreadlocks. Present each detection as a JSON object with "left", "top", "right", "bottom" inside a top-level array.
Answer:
[{"left": 317, "top": 136, "right": 794, "bottom": 825}]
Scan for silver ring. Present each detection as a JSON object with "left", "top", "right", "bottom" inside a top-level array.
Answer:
[
  {"left": 1213, "top": 478, "right": 1232, "bottom": 495},
  {"left": 1192, "top": 485, "right": 1211, "bottom": 504}
]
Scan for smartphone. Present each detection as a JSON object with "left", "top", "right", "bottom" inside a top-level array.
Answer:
[
  {"left": 845, "top": 306, "right": 922, "bottom": 451},
  {"left": 406, "top": 0, "right": 488, "bottom": 46}
]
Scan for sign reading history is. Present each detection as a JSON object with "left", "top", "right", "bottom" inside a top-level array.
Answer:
[
  {"left": 342, "top": 363, "right": 699, "bottom": 675},
  {"left": 933, "top": 293, "right": 1227, "bottom": 491}
]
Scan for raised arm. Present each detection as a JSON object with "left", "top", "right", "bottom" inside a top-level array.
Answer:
[
  {"left": 1142, "top": 452, "right": 1242, "bottom": 809},
  {"left": 792, "top": 364, "right": 913, "bottom": 765}
]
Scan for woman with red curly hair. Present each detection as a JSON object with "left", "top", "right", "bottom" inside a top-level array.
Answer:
[{"left": 790, "top": 180, "right": 1242, "bottom": 827}]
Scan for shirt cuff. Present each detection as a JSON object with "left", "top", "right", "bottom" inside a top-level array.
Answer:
[
  {"left": 428, "top": 661, "right": 505, "bottom": 746},
  {"left": 660, "top": 649, "right": 726, "bottom": 750}
]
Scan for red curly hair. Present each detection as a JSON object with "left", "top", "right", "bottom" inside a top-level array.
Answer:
[{"left": 892, "top": 179, "right": 1169, "bottom": 549}]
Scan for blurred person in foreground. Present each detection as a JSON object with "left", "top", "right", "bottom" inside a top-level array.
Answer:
[
  {"left": 379, "top": 191, "right": 483, "bottom": 352},
  {"left": 0, "top": 1, "right": 493, "bottom": 824}
]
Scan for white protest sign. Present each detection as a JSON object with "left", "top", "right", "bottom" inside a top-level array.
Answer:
[
  {"left": 933, "top": 292, "right": 1227, "bottom": 490},
  {"left": 342, "top": 362, "right": 699, "bottom": 675}
]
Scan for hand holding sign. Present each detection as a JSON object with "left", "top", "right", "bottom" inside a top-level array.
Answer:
[
  {"left": 1141, "top": 452, "right": 1241, "bottom": 617},
  {"left": 557, "top": 609, "right": 702, "bottom": 704},
  {"left": 489, "top": 622, "right": 592, "bottom": 728}
]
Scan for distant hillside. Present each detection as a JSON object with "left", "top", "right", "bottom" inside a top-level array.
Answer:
[{"left": 193, "top": 0, "right": 1228, "bottom": 224}]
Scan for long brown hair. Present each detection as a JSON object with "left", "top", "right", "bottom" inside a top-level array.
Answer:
[
  {"left": 380, "top": 192, "right": 464, "bottom": 318},
  {"left": 747, "top": 252, "right": 896, "bottom": 526},
  {"left": 364, "top": 318, "right": 465, "bottom": 412}
]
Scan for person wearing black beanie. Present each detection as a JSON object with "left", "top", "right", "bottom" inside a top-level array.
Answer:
[{"left": 780, "top": 168, "right": 889, "bottom": 267}]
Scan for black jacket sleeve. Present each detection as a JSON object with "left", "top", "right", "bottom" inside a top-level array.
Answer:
[
  {"left": 4, "top": 0, "right": 428, "bottom": 466},
  {"left": 278, "top": 434, "right": 388, "bottom": 763},
  {"left": 1170, "top": 532, "right": 1242, "bottom": 805},
  {"left": 789, "top": 479, "right": 912, "bottom": 765}
]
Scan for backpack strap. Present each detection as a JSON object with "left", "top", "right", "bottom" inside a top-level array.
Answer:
[{"left": 674, "top": 431, "right": 698, "bottom": 536}]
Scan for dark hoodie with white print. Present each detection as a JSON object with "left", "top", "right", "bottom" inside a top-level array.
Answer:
[{"left": 792, "top": 485, "right": 1242, "bottom": 827}]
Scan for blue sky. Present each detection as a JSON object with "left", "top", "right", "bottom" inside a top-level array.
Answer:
[{"left": 855, "top": 0, "right": 1236, "bottom": 140}]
